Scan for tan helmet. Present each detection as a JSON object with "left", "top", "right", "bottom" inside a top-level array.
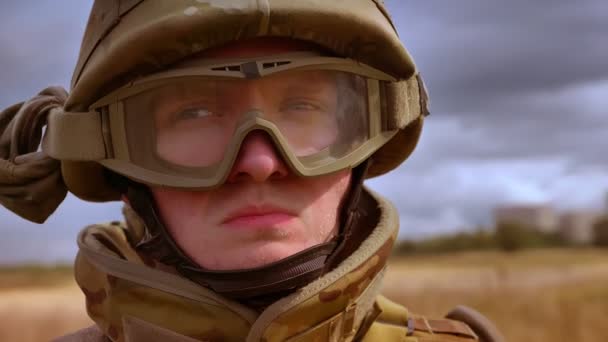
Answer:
[{"left": 51, "top": 0, "right": 428, "bottom": 202}]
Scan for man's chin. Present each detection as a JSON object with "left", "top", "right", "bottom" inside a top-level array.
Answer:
[{"left": 217, "top": 241, "right": 311, "bottom": 270}]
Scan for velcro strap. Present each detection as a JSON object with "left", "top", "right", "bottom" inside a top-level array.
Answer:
[
  {"left": 43, "top": 108, "right": 107, "bottom": 161},
  {"left": 409, "top": 317, "right": 478, "bottom": 340},
  {"left": 385, "top": 73, "right": 430, "bottom": 130}
]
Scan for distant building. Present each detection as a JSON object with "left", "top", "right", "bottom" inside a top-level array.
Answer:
[
  {"left": 493, "top": 205, "right": 558, "bottom": 233},
  {"left": 558, "top": 211, "right": 602, "bottom": 244},
  {"left": 493, "top": 192, "right": 608, "bottom": 244}
]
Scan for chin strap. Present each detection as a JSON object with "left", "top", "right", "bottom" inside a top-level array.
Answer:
[
  {"left": 324, "top": 160, "right": 379, "bottom": 272},
  {"left": 120, "top": 159, "right": 375, "bottom": 307}
]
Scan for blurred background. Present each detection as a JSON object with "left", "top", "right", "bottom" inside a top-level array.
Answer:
[{"left": 1, "top": 1, "right": 607, "bottom": 341}]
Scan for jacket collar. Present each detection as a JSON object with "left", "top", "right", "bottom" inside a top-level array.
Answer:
[{"left": 74, "top": 187, "right": 399, "bottom": 342}]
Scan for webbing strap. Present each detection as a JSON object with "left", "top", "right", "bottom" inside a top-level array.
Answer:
[
  {"left": 409, "top": 317, "right": 478, "bottom": 339},
  {"left": 446, "top": 306, "right": 506, "bottom": 342},
  {"left": 385, "top": 73, "right": 430, "bottom": 131},
  {"left": 44, "top": 109, "right": 106, "bottom": 161}
]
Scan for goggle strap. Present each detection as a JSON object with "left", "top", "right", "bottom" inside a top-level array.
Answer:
[
  {"left": 384, "top": 73, "right": 429, "bottom": 131},
  {"left": 44, "top": 108, "right": 107, "bottom": 161}
]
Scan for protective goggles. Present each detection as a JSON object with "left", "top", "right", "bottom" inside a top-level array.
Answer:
[{"left": 48, "top": 53, "right": 401, "bottom": 189}]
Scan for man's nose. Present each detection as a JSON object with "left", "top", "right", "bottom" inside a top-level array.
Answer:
[{"left": 226, "top": 131, "right": 289, "bottom": 183}]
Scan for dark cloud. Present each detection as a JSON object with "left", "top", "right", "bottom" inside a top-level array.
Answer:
[
  {"left": 383, "top": 0, "right": 608, "bottom": 171},
  {"left": 0, "top": 1, "right": 607, "bottom": 261},
  {"left": 389, "top": 0, "right": 608, "bottom": 102},
  {"left": 372, "top": 0, "right": 608, "bottom": 236}
]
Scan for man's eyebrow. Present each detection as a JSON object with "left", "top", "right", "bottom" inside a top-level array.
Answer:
[{"left": 281, "top": 80, "right": 331, "bottom": 96}]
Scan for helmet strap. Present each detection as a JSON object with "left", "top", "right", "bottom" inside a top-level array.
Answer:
[{"left": 118, "top": 159, "right": 377, "bottom": 309}]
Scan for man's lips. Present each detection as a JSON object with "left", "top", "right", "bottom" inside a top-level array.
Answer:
[{"left": 222, "top": 205, "right": 296, "bottom": 229}]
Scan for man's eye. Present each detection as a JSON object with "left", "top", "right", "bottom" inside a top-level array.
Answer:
[
  {"left": 282, "top": 101, "right": 322, "bottom": 112},
  {"left": 175, "top": 108, "right": 214, "bottom": 120}
]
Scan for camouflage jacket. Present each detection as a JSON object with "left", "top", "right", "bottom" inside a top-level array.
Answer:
[{"left": 54, "top": 189, "right": 499, "bottom": 342}]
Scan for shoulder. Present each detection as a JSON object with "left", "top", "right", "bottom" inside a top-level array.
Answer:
[
  {"left": 363, "top": 296, "right": 504, "bottom": 342},
  {"left": 51, "top": 325, "right": 108, "bottom": 342}
]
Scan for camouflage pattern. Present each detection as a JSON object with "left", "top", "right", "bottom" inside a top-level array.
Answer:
[
  {"left": 74, "top": 223, "right": 254, "bottom": 342},
  {"left": 67, "top": 189, "right": 479, "bottom": 342}
]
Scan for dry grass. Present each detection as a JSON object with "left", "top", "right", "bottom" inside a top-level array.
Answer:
[
  {"left": 1, "top": 248, "right": 607, "bottom": 341},
  {"left": 0, "top": 265, "right": 73, "bottom": 290},
  {"left": 0, "top": 283, "right": 92, "bottom": 342},
  {"left": 383, "top": 248, "right": 608, "bottom": 342},
  {"left": 0, "top": 265, "right": 92, "bottom": 341}
]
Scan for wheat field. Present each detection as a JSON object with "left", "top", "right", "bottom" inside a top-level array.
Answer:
[
  {"left": 383, "top": 249, "right": 608, "bottom": 342},
  {"left": 1, "top": 249, "right": 607, "bottom": 341}
]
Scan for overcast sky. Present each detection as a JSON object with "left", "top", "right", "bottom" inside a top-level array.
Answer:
[{"left": 1, "top": 1, "right": 607, "bottom": 264}]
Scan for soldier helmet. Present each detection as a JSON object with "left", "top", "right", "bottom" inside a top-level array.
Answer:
[
  {"left": 1, "top": 0, "right": 428, "bottom": 221},
  {"left": 50, "top": 0, "right": 429, "bottom": 202}
]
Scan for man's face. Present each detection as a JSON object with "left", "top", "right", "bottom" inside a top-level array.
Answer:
[{"left": 148, "top": 40, "right": 352, "bottom": 271}]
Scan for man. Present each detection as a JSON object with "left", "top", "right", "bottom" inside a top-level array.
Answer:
[{"left": 0, "top": 1, "right": 503, "bottom": 341}]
